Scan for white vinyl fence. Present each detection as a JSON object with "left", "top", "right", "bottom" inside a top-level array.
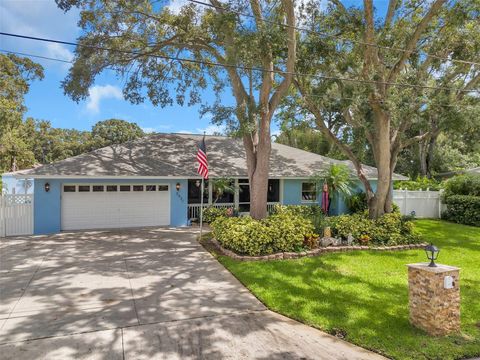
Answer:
[
  {"left": 393, "top": 189, "right": 444, "bottom": 218},
  {"left": 0, "top": 194, "right": 34, "bottom": 237}
]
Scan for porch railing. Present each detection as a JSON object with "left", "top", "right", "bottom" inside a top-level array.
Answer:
[{"left": 188, "top": 202, "right": 280, "bottom": 220}]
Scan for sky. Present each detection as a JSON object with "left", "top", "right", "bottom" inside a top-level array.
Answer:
[{"left": 0, "top": 0, "right": 389, "bottom": 135}]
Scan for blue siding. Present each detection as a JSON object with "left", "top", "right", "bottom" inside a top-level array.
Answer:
[
  {"left": 281, "top": 179, "right": 378, "bottom": 215},
  {"left": 33, "top": 178, "right": 188, "bottom": 235}
]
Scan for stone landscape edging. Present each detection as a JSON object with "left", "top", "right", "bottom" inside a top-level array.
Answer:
[{"left": 210, "top": 238, "right": 429, "bottom": 261}]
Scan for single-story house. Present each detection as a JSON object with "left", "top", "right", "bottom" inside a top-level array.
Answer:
[{"left": 2, "top": 133, "right": 406, "bottom": 235}]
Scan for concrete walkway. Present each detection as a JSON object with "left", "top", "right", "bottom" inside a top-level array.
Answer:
[{"left": 0, "top": 228, "right": 385, "bottom": 359}]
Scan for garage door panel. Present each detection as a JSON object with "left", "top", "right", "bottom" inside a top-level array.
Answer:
[{"left": 61, "top": 185, "right": 170, "bottom": 231}]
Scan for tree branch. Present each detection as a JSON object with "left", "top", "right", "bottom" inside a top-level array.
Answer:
[
  {"left": 268, "top": 0, "right": 296, "bottom": 118},
  {"left": 387, "top": 0, "right": 447, "bottom": 84},
  {"left": 384, "top": 0, "right": 397, "bottom": 28}
]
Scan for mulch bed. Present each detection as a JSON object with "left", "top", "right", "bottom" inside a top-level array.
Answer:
[{"left": 209, "top": 238, "right": 428, "bottom": 261}]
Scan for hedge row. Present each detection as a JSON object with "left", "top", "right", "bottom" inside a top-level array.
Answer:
[
  {"left": 211, "top": 213, "right": 315, "bottom": 256},
  {"left": 326, "top": 211, "right": 419, "bottom": 246},
  {"left": 442, "top": 195, "right": 480, "bottom": 227}
]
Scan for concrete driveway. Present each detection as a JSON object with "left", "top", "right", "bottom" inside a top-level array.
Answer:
[{"left": 0, "top": 228, "right": 384, "bottom": 359}]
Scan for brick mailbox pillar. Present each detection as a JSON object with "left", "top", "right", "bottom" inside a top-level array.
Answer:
[{"left": 407, "top": 263, "right": 460, "bottom": 336}]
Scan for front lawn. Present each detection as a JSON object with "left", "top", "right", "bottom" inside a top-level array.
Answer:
[{"left": 218, "top": 220, "right": 480, "bottom": 360}]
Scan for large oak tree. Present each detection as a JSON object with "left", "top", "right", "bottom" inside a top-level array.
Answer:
[
  {"left": 294, "top": 0, "right": 479, "bottom": 218},
  {"left": 56, "top": 0, "right": 296, "bottom": 219}
]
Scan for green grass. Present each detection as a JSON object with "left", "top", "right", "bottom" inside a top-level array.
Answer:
[{"left": 218, "top": 220, "right": 480, "bottom": 360}]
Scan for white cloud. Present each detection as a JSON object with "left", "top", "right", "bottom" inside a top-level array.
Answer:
[
  {"left": 141, "top": 124, "right": 172, "bottom": 133},
  {"left": 86, "top": 85, "right": 123, "bottom": 113},
  {"left": 0, "top": 1, "right": 79, "bottom": 72},
  {"left": 142, "top": 127, "right": 157, "bottom": 134},
  {"left": 165, "top": 0, "right": 193, "bottom": 15},
  {"left": 196, "top": 124, "right": 226, "bottom": 135}
]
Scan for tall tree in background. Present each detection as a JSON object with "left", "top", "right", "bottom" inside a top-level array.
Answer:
[
  {"left": 56, "top": 0, "right": 296, "bottom": 219},
  {"left": 0, "top": 54, "right": 43, "bottom": 172},
  {"left": 92, "top": 119, "right": 144, "bottom": 147},
  {"left": 295, "top": 0, "right": 479, "bottom": 218}
]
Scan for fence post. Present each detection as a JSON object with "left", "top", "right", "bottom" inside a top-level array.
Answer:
[{"left": 403, "top": 189, "right": 408, "bottom": 215}]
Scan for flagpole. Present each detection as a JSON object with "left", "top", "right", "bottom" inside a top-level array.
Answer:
[{"left": 199, "top": 177, "right": 205, "bottom": 239}]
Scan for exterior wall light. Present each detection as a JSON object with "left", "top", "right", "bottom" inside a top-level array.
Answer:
[
  {"left": 44, "top": 182, "right": 51, "bottom": 193},
  {"left": 176, "top": 182, "right": 181, "bottom": 191},
  {"left": 195, "top": 179, "right": 201, "bottom": 187},
  {"left": 425, "top": 244, "right": 440, "bottom": 267}
]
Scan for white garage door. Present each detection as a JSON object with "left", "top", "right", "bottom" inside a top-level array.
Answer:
[{"left": 61, "top": 184, "right": 170, "bottom": 231}]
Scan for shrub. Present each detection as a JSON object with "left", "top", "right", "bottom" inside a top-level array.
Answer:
[
  {"left": 394, "top": 177, "right": 442, "bottom": 191},
  {"left": 443, "top": 174, "right": 480, "bottom": 197},
  {"left": 211, "top": 213, "right": 315, "bottom": 255},
  {"left": 346, "top": 192, "right": 368, "bottom": 213},
  {"left": 212, "top": 216, "right": 273, "bottom": 255},
  {"left": 327, "top": 213, "right": 373, "bottom": 240},
  {"left": 370, "top": 212, "right": 415, "bottom": 245},
  {"left": 442, "top": 195, "right": 480, "bottom": 227},
  {"left": 272, "top": 204, "right": 322, "bottom": 218},
  {"left": 264, "top": 213, "right": 315, "bottom": 252},
  {"left": 272, "top": 204, "right": 325, "bottom": 233},
  {"left": 202, "top": 207, "right": 229, "bottom": 223},
  {"left": 328, "top": 212, "right": 419, "bottom": 245}
]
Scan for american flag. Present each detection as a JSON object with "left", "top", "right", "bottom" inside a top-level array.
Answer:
[{"left": 196, "top": 135, "right": 209, "bottom": 179}]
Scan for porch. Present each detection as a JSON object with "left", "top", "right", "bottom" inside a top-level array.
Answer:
[{"left": 187, "top": 178, "right": 282, "bottom": 220}]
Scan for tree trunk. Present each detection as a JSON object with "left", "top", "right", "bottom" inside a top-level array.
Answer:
[
  {"left": 425, "top": 129, "right": 439, "bottom": 178},
  {"left": 242, "top": 113, "right": 272, "bottom": 220},
  {"left": 418, "top": 139, "right": 428, "bottom": 177},
  {"left": 369, "top": 104, "right": 391, "bottom": 218}
]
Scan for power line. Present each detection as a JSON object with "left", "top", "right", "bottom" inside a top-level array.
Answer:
[
  {"left": 0, "top": 31, "right": 478, "bottom": 94},
  {"left": 187, "top": 0, "right": 480, "bottom": 67},
  {"left": 1, "top": 48, "right": 476, "bottom": 109}
]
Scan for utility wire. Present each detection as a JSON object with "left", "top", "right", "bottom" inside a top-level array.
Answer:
[
  {"left": 1, "top": 48, "right": 477, "bottom": 110},
  {"left": 1, "top": 31, "right": 478, "bottom": 94},
  {"left": 187, "top": 0, "right": 480, "bottom": 67}
]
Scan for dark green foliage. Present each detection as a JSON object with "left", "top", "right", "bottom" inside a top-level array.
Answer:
[
  {"left": 442, "top": 174, "right": 480, "bottom": 226},
  {"left": 443, "top": 174, "right": 480, "bottom": 197},
  {"left": 91, "top": 119, "right": 144, "bottom": 147},
  {"left": 394, "top": 177, "right": 442, "bottom": 191},
  {"left": 346, "top": 192, "right": 368, "bottom": 213},
  {"left": 202, "top": 207, "right": 229, "bottom": 224},
  {"left": 211, "top": 214, "right": 315, "bottom": 256},
  {"left": 272, "top": 205, "right": 325, "bottom": 233},
  {"left": 326, "top": 212, "right": 419, "bottom": 245},
  {"left": 442, "top": 195, "right": 480, "bottom": 227}
]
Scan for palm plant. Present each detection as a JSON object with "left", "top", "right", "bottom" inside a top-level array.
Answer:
[
  {"left": 211, "top": 177, "right": 236, "bottom": 204},
  {"left": 311, "top": 164, "right": 355, "bottom": 214}
]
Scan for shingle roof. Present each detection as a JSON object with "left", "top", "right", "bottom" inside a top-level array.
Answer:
[{"left": 6, "top": 133, "right": 407, "bottom": 180}]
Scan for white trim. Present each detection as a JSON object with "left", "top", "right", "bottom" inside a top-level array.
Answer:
[{"left": 10, "top": 174, "right": 382, "bottom": 180}]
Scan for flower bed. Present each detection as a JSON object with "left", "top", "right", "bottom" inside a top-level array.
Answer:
[
  {"left": 209, "top": 205, "right": 420, "bottom": 257},
  {"left": 210, "top": 237, "right": 428, "bottom": 261}
]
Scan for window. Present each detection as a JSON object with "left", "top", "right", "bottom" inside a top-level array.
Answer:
[
  {"left": 92, "top": 185, "right": 104, "bottom": 192},
  {"left": 213, "top": 180, "right": 234, "bottom": 203},
  {"left": 107, "top": 185, "right": 118, "bottom": 192},
  {"left": 78, "top": 185, "right": 90, "bottom": 192},
  {"left": 120, "top": 185, "right": 131, "bottom": 192},
  {"left": 267, "top": 179, "right": 280, "bottom": 202},
  {"left": 133, "top": 185, "right": 144, "bottom": 192},
  {"left": 63, "top": 185, "right": 76, "bottom": 192},
  {"left": 146, "top": 185, "right": 156, "bottom": 191},
  {"left": 158, "top": 185, "right": 169, "bottom": 191},
  {"left": 188, "top": 179, "right": 208, "bottom": 204},
  {"left": 302, "top": 182, "right": 317, "bottom": 202}
]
